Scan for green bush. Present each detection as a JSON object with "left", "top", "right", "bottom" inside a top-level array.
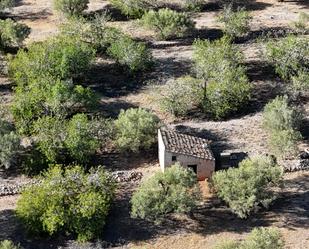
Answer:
[
  {"left": 141, "top": 8, "right": 194, "bottom": 40},
  {"left": 240, "top": 227, "right": 284, "bottom": 249},
  {"left": 65, "top": 114, "right": 103, "bottom": 163},
  {"left": 12, "top": 77, "right": 96, "bottom": 134},
  {"left": 0, "top": 116, "right": 20, "bottom": 169},
  {"left": 9, "top": 35, "right": 95, "bottom": 85},
  {"left": 0, "top": 240, "right": 21, "bottom": 249},
  {"left": 291, "top": 12, "right": 309, "bottom": 34},
  {"left": 263, "top": 96, "right": 302, "bottom": 132},
  {"left": 31, "top": 114, "right": 110, "bottom": 164},
  {"left": 53, "top": 0, "right": 89, "bottom": 16},
  {"left": 110, "top": 0, "right": 155, "bottom": 18},
  {"left": 218, "top": 5, "right": 251, "bottom": 39},
  {"left": 212, "top": 156, "right": 283, "bottom": 218},
  {"left": 16, "top": 165, "right": 115, "bottom": 242},
  {"left": 265, "top": 36, "right": 309, "bottom": 80},
  {"left": 131, "top": 163, "right": 201, "bottom": 222},
  {"left": 107, "top": 36, "right": 153, "bottom": 72},
  {"left": 263, "top": 96, "right": 302, "bottom": 158},
  {"left": 60, "top": 14, "right": 124, "bottom": 52},
  {"left": 193, "top": 36, "right": 244, "bottom": 81},
  {"left": 205, "top": 66, "right": 251, "bottom": 119},
  {"left": 213, "top": 227, "right": 284, "bottom": 249},
  {"left": 0, "top": 0, "right": 14, "bottom": 11},
  {"left": 115, "top": 108, "right": 159, "bottom": 152},
  {"left": 181, "top": 0, "right": 205, "bottom": 11},
  {"left": 291, "top": 70, "right": 309, "bottom": 92},
  {"left": 31, "top": 116, "right": 67, "bottom": 162},
  {"left": 160, "top": 76, "right": 203, "bottom": 116},
  {"left": 0, "top": 19, "right": 30, "bottom": 49}
]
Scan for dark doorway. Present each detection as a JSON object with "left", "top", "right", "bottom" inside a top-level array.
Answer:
[{"left": 188, "top": 164, "right": 197, "bottom": 174}]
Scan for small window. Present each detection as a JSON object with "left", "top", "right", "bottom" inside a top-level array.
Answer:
[{"left": 172, "top": 155, "right": 177, "bottom": 161}]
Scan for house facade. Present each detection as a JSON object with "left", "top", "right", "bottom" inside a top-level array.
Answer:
[{"left": 158, "top": 128, "right": 215, "bottom": 180}]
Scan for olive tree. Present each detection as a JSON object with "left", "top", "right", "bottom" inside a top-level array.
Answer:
[
  {"left": 131, "top": 164, "right": 201, "bottom": 222},
  {"left": 212, "top": 156, "right": 283, "bottom": 218},
  {"left": 54, "top": 0, "right": 89, "bottom": 16},
  {"left": 115, "top": 108, "right": 160, "bottom": 152},
  {"left": 16, "top": 165, "right": 115, "bottom": 242}
]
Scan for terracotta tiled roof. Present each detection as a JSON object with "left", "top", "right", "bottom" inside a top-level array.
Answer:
[{"left": 159, "top": 128, "right": 215, "bottom": 160}]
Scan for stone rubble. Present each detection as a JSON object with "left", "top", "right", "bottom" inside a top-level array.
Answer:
[{"left": 0, "top": 171, "right": 143, "bottom": 197}]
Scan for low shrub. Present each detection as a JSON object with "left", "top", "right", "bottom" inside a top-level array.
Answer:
[
  {"left": 0, "top": 0, "right": 14, "bottom": 11},
  {"left": 205, "top": 66, "right": 251, "bottom": 119},
  {"left": 263, "top": 96, "right": 302, "bottom": 158},
  {"left": 107, "top": 36, "right": 153, "bottom": 72},
  {"left": 131, "top": 163, "right": 201, "bottom": 222},
  {"left": 160, "top": 76, "right": 203, "bottom": 116},
  {"left": 291, "top": 12, "right": 309, "bottom": 34},
  {"left": 110, "top": 0, "right": 155, "bottom": 18},
  {"left": 263, "top": 96, "right": 302, "bottom": 132},
  {"left": 8, "top": 35, "right": 95, "bottom": 85},
  {"left": 141, "top": 8, "right": 194, "bottom": 40},
  {"left": 0, "top": 19, "right": 30, "bottom": 49},
  {"left": 0, "top": 240, "right": 21, "bottom": 249},
  {"left": 291, "top": 70, "right": 309, "bottom": 92},
  {"left": 31, "top": 114, "right": 110, "bottom": 165},
  {"left": 0, "top": 116, "right": 20, "bottom": 169},
  {"left": 218, "top": 5, "right": 251, "bottom": 39},
  {"left": 265, "top": 36, "right": 309, "bottom": 80},
  {"left": 213, "top": 227, "right": 284, "bottom": 249},
  {"left": 60, "top": 14, "right": 124, "bottom": 52},
  {"left": 16, "top": 165, "right": 116, "bottom": 242},
  {"left": 12, "top": 77, "right": 96, "bottom": 134},
  {"left": 53, "top": 0, "right": 89, "bottom": 16},
  {"left": 240, "top": 227, "right": 284, "bottom": 249},
  {"left": 181, "top": 0, "right": 205, "bottom": 11},
  {"left": 212, "top": 156, "right": 283, "bottom": 218},
  {"left": 115, "top": 108, "right": 159, "bottom": 152}
]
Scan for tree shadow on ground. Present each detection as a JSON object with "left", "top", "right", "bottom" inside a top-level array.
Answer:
[
  {"left": 245, "top": 60, "right": 283, "bottom": 112},
  {"left": 85, "top": 60, "right": 147, "bottom": 98},
  {"left": 6, "top": 9, "right": 51, "bottom": 21},
  {"left": 86, "top": 4, "right": 129, "bottom": 22},
  {"left": 284, "top": 0, "right": 309, "bottom": 9},
  {"left": 243, "top": 1, "right": 273, "bottom": 11}
]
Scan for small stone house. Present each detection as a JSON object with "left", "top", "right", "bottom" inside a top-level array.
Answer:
[{"left": 158, "top": 128, "right": 215, "bottom": 180}]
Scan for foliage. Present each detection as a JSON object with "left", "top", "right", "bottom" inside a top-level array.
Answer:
[
  {"left": 31, "top": 114, "right": 110, "bottom": 164},
  {"left": 11, "top": 77, "right": 96, "bottom": 134},
  {"left": 213, "top": 227, "right": 284, "bottom": 249},
  {"left": 115, "top": 108, "right": 159, "bottom": 153},
  {"left": 9, "top": 35, "right": 95, "bottom": 85},
  {"left": 31, "top": 116, "right": 67, "bottom": 163},
  {"left": 60, "top": 14, "right": 124, "bottom": 52},
  {"left": 16, "top": 165, "right": 115, "bottom": 242},
  {"left": 265, "top": 36, "right": 309, "bottom": 80},
  {"left": 212, "top": 156, "right": 283, "bottom": 218},
  {"left": 65, "top": 114, "right": 104, "bottom": 163},
  {"left": 193, "top": 36, "right": 244, "bottom": 81},
  {"left": 181, "top": 0, "right": 204, "bottom": 11},
  {"left": 131, "top": 164, "right": 201, "bottom": 222},
  {"left": 218, "top": 5, "right": 251, "bottom": 39},
  {"left": 141, "top": 8, "right": 194, "bottom": 40},
  {"left": 21, "top": 147, "right": 50, "bottom": 176},
  {"left": 110, "top": 0, "right": 155, "bottom": 18},
  {"left": 0, "top": 0, "right": 14, "bottom": 11},
  {"left": 160, "top": 76, "right": 203, "bottom": 116},
  {"left": 263, "top": 96, "right": 302, "bottom": 158},
  {"left": 205, "top": 66, "right": 251, "bottom": 119},
  {"left": 291, "top": 12, "right": 309, "bottom": 34},
  {"left": 0, "top": 115, "right": 20, "bottom": 169},
  {"left": 107, "top": 36, "right": 153, "bottom": 72},
  {"left": 263, "top": 96, "right": 302, "bottom": 132},
  {"left": 290, "top": 70, "right": 309, "bottom": 92},
  {"left": 0, "top": 19, "right": 30, "bottom": 49},
  {"left": 0, "top": 240, "right": 21, "bottom": 249},
  {"left": 53, "top": 0, "right": 89, "bottom": 16},
  {"left": 240, "top": 227, "right": 284, "bottom": 249}
]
